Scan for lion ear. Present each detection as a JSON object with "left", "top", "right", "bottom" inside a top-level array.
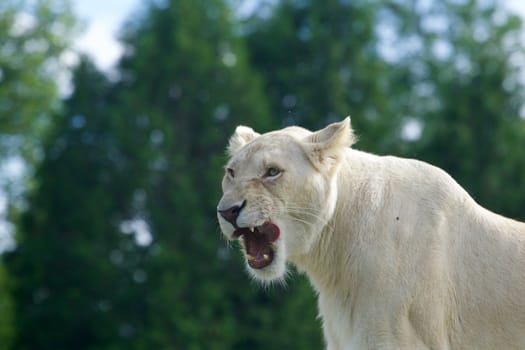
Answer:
[
  {"left": 302, "top": 117, "right": 356, "bottom": 171},
  {"left": 227, "top": 125, "right": 261, "bottom": 156}
]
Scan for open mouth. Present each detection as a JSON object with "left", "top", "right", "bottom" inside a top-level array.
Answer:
[{"left": 233, "top": 222, "right": 280, "bottom": 269}]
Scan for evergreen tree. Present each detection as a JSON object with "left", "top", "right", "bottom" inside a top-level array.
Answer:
[
  {"left": 243, "top": 0, "right": 404, "bottom": 153},
  {"left": 0, "top": 1, "right": 76, "bottom": 347},
  {"left": 389, "top": 0, "right": 525, "bottom": 219},
  {"left": 5, "top": 58, "right": 150, "bottom": 350},
  {"left": 0, "top": 0, "right": 76, "bottom": 158},
  {"left": 0, "top": 263, "right": 14, "bottom": 350},
  {"left": 116, "top": 0, "right": 322, "bottom": 348}
]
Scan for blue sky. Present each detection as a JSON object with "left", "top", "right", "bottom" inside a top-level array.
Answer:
[{"left": 73, "top": 0, "right": 142, "bottom": 70}]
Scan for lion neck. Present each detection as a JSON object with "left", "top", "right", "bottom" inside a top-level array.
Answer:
[{"left": 290, "top": 149, "right": 375, "bottom": 294}]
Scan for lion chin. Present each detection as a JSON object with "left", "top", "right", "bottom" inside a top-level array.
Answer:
[{"left": 217, "top": 117, "right": 525, "bottom": 350}]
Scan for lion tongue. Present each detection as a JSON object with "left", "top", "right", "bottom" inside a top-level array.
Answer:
[{"left": 259, "top": 222, "right": 280, "bottom": 242}]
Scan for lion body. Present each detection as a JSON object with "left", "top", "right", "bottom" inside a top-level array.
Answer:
[
  {"left": 299, "top": 149, "right": 525, "bottom": 349},
  {"left": 217, "top": 119, "right": 525, "bottom": 349}
]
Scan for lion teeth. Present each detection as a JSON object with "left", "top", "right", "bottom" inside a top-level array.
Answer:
[
  {"left": 263, "top": 254, "right": 269, "bottom": 260},
  {"left": 249, "top": 226, "right": 255, "bottom": 232},
  {"left": 246, "top": 254, "right": 255, "bottom": 261}
]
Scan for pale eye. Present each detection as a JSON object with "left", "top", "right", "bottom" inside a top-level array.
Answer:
[
  {"left": 226, "top": 168, "right": 235, "bottom": 178},
  {"left": 264, "top": 167, "right": 281, "bottom": 178}
]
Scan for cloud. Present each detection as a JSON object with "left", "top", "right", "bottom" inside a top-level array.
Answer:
[
  {"left": 72, "top": 0, "right": 142, "bottom": 71},
  {"left": 75, "top": 18, "right": 124, "bottom": 71}
]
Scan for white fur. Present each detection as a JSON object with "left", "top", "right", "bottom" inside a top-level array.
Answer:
[{"left": 218, "top": 118, "right": 525, "bottom": 350}]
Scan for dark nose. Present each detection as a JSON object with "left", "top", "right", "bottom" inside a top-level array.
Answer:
[{"left": 218, "top": 200, "right": 246, "bottom": 227}]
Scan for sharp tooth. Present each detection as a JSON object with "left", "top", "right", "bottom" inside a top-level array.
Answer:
[
  {"left": 246, "top": 254, "right": 255, "bottom": 261},
  {"left": 249, "top": 227, "right": 255, "bottom": 232},
  {"left": 263, "top": 254, "right": 269, "bottom": 260}
]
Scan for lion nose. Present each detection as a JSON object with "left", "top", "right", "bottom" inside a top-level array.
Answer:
[{"left": 218, "top": 200, "right": 246, "bottom": 227}]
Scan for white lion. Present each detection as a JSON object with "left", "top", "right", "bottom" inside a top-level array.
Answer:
[{"left": 217, "top": 118, "right": 525, "bottom": 350}]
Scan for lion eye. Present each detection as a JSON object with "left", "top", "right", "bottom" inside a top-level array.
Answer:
[
  {"left": 226, "top": 168, "right": 235, "bottom": 178},
  {"left": 264, "top": 167, "right": 281, "bottom": 178}
]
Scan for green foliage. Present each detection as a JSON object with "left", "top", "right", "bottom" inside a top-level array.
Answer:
[
  {"left": 0, "top": 263, "right": 14, "bottom": 350},
  {"left": 387, "top": 0, "right": 525, "bottom": 220},
  {"left": 117, "top": 0, "right": 321, "bottom": 348},
  {"left": 4, "top": 0, "right": 525, "bottom": 349},
  {"left": 0, "top": 1, "right": 76, "bottom": 347},
  {"left": 6, "top": 59, "right": 150, "bottom": 350},
  {"left": 243, "top": 0, "right": 403, "bottom": 152},
  {"left": 0, "top": 0, "right": 76, "bottom": 157}
]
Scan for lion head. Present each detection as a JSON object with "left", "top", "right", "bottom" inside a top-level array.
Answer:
[{"left": 217, "top": 118, "right": 355, "bottom": 281}]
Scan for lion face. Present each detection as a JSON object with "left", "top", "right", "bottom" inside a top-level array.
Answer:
[{"left": 217, "top": 119, "right": 355, "bottom": 281}]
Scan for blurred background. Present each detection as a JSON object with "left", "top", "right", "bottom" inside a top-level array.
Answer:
[{"left": 1, "top": 0, "right": 525, "bottom": 349}]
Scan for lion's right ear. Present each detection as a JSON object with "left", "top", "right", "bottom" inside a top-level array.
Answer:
[
  {"left": 302, "top": 117, "right": 356, "bottom": 173},
  {"left": 227, "top": 126, "right": 260, "bottom": 156}
]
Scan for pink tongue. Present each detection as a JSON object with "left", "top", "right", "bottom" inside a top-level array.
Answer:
[{"left": 260, "top": 223, "right": 280, "bottom": 242}]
